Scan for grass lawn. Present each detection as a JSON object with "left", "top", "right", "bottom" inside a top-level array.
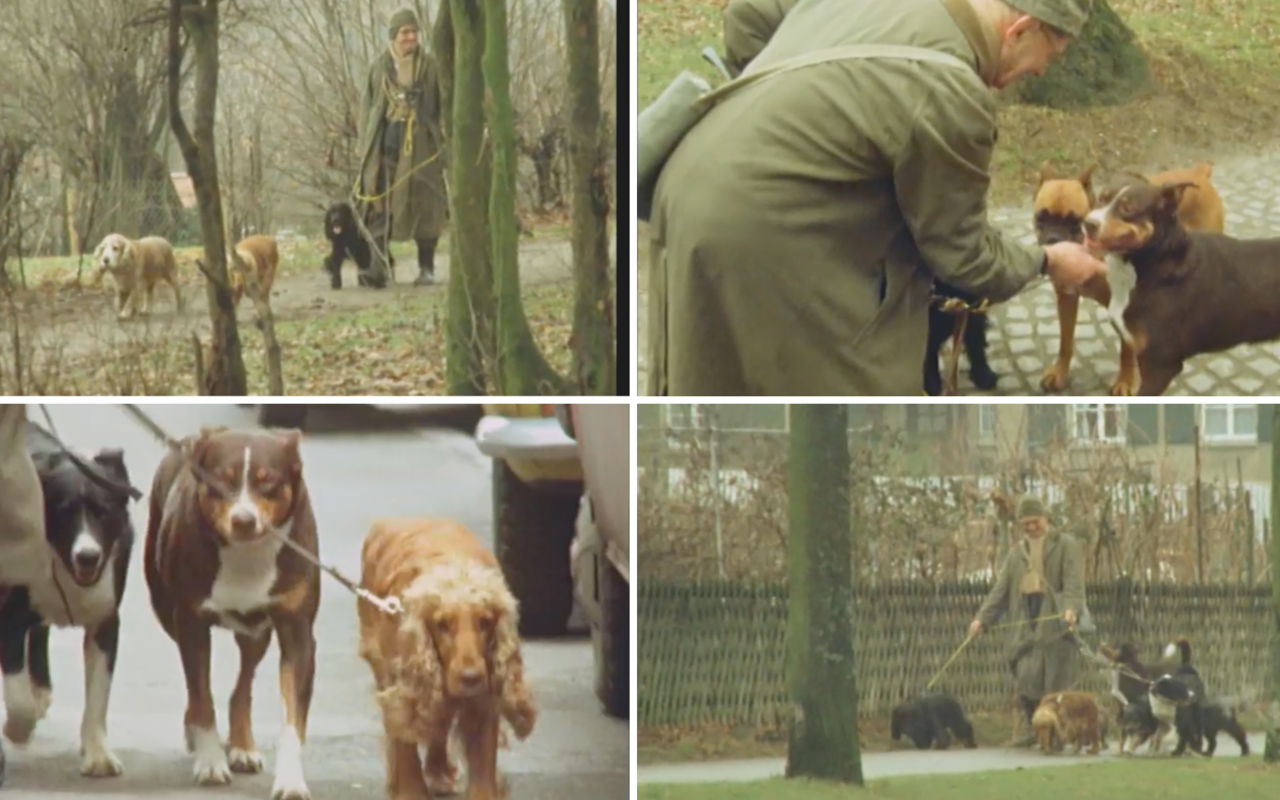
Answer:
[
  {"left": 637, "top": 0, "right": 1280, "bottom": 205},
  {"left": 640, "top": 759, "right": 1280, "bottom": 800}
]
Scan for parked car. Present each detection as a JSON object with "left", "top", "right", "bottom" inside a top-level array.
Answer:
[{"left": 474, "top": 403, "right": 629, "bottom": 719}]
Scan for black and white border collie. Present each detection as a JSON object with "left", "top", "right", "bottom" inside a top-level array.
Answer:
[{"left": 0, "top": 422, "right": 136, "bottom": 777}]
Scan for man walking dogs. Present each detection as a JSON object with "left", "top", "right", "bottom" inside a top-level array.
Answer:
[
  {"left": 356, "top": 7, "right": 449, "bottom": 288},
  {"left": 647, "top": 0, "right": 1105, "bottom": 395},
  {"left": 970, "top": 494, "right": 1087, "bottom": 746}
]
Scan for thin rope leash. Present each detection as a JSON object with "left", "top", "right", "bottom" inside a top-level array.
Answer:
[{"left": 925, "top": 612, "right": 1067, "bottom": 691}]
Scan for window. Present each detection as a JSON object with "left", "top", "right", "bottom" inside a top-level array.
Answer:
[
  {"left": 1202, "top": 403, "right": 1257, "bottom": 442},
  {"left": 913, "top": 405, "right": 950, "bottom": 435},
  {"left": 978, "top": 405, "right": 997, "bottom": 439},
  {"left": 665, "top": 404, "right": 706, "bottom": 429},
  {"left": 1072, "top": 404, "right": 1125, "bottom": 444}
]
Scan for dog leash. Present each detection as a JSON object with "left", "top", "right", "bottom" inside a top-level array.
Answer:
[
  {"left": 117, "top": 405, "right": 405, "bottom": 618},
  {"left": 925, "top": 612, "right": 1067, "bottom": 690}
]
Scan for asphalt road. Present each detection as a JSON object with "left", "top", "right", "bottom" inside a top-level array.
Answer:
[
  {"left": 637, "top": 733, "right": 1265, "bottom": 785},
  {"left": 3, "top": 403, "right": 628, "bottom": 799}
]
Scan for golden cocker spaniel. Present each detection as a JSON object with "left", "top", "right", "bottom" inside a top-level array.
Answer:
[{"left": 357, "top": 518, "right": 536, "bottom": 800}]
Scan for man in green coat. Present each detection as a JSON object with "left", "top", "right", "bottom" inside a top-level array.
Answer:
[
  {"left": 970, "top": 495, "right": 1087, "bottom": 746},
  {"left": 647, "top": 0, "right": 1106, "bottom": 395},
  {"left": 355, "top": 7, "right": 448, "bottom": 288}
]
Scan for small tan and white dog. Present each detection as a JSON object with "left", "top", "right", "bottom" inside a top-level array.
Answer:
[
  {"left": 228, "top": 234, "right": 280, "bottom": 307},
  {"left": 91, "top": 233, "right": 184, "bottom": 320}
]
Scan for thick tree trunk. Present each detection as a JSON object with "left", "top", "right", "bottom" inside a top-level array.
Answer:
[
  {"left": 168, "top": 0, "right": 245, "bottom": 396},
  {"left": 786, "top": 404, "right": 862, "bottom": 784},
  {"left": 563, "top": 0, "right": 615, "bottom": 395},
  {"left": 445, "top": 0, "right": 492, "bottom": 395},
  {"left": 1266, "top": 405, "right": 1280, "bottom": 762},
  {"left": 483, "top": 0, "right": 565, "bottom": 395}
]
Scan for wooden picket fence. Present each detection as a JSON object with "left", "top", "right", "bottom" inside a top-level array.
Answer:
[{"left": 637, "top": 579, "right": 1276, "bottom": 729}]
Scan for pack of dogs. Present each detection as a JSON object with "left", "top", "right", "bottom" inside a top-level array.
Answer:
[
  {"left": 890, "top": 635, "right": 1250, "bottom": 759},
  {"left": 922, "top": 157, "right": 1271, "bottom": 396},
  {"left": 0, "top": 421, "right": 537, "bottom": 800}
]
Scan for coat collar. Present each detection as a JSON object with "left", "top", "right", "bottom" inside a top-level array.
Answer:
[{"left": 939, "top": 0, "right": 1001, "bottom": 87}]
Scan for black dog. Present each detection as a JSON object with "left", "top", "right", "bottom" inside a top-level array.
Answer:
[
  {"left": 323, "top": 201, "right": 389, "bottom": 290},
  {"left": 891, "top": 692, "right": 978, "bottom": 750},
  {"left": 1195, "top": 697, "right": 1250, "bottom": 756},
  {"left": 924, "top": 283, "right": 998, "bottom": 396},
  {"left": 0, "top": 423, "right": 136, "bottom": 777},
  {"left": 1163, "top": 638, "right": 1207, "bottom": 756},
  {"left": 1116, "top": 694, "right": 1159, "bottom": 754}
]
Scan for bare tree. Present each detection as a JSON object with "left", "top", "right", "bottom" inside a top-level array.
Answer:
[
  {"left": 168, "top": 0, "right": 246, "bottom": 395},
  {"left": 563, "top": 0, "right": 614, "bottom": 394}
]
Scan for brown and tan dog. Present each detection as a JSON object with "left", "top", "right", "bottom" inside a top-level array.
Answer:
[
  {"left": 229, "top": 234, "right": 280, "bottom": 307},
  {"left": 91, "top": 232, "right": 185, "bottom": 320},
  {"left": 357, "top": 518, "right": 537, "bottom": 800},
  {"left": 1033, "top": 691, "right": 1103, "bottom": 755},
  {"left": 143, "top": 426, "right": 319, "bottom": 800},
  {"left": 1034, "top": 161, "right": 1224, "bottom": 395}
]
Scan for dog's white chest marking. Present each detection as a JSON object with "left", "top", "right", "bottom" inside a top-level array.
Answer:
[
  {"left": 1104, "top": 253, "right": 1138, "bottom": 345},
  {"left": 1149, "top": 690, "right": 1177, "bottom": 724},
  {"left": 36, "top": 550, "right": 118, "bottom": 629},
  {"left": 200, "top": 448, "right": 289, "bottom": 637}
]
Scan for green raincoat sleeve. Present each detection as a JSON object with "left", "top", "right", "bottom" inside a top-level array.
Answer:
[
  {"left": 722, "top": 0, "right": 803, "bottom": 75},
  {"left": 975, "top": 547, "right": 1015, "bottom": 629},
  {"left": 893, "top": 72, "right": 1044, "bottom": 301}
]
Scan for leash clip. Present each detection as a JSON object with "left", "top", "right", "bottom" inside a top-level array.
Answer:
[{"left": 359, "top": 588, "right": 403, "bottom": 616}]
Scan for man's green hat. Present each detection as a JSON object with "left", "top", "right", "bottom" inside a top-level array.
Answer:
[
  {"left": 388, "top": 7, "right": 420, "bottom": 39},
  {"left": 1016, "top": 495, "right": 1047, "bottom": 520},
  {"left": 1006, "top": 0, "right": 1092, "bottom": 38}
]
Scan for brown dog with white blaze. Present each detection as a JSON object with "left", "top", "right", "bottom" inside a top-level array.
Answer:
[
  {"left": 1083, "top": 173, "right": 1280, "bottom": 395},
  {"left": 143, "top": 426, "right": 319, "bottom": 800},
  {"left": 91, "top": 232, "right": 184, "bottom": 320},
  {"left": 357, "top": 518, "right": 537, "bottom": 800}
]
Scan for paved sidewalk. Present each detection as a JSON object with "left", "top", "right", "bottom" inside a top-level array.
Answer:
[{"left": 637, "top": 151, "right": 1280, "bottom": 396}]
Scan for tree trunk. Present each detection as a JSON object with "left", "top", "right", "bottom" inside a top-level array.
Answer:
[
  {"left": 445, "top": 0, "right": 492, "bottom": 395},
  {"left": 483, "top": 0, "right": 565, "bottom": 395},
  {"left": 168, "top": 0, "right": 246, "bottom": 396},
  {"left": 1013, "top": 0, "right": 1149, "bottom": 110},
  {"left": 1266, "top": 404, "right": 1280, "bottom": 762},
  {"left": 785, "top": 404, "right": 862, "bottom": 784},
  {"left": 563, "top": 0, "right": 615, "bottom": 395}
]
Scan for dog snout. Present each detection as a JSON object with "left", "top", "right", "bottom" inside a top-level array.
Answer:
[
  {"left": 459, "top": 667, "right": 485, "bottom": 687},
  {"left": 229, "top": 505, "right": 260, "bottom": 535}
]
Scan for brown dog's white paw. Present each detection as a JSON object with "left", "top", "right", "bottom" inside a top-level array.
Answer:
[{"left": 227, "top": 745, "right": 264, "bottom": 774}]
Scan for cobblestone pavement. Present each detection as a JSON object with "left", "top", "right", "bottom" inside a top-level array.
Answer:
[{"left": 637, "top": 151, "right": 1280, "bottom": 396}]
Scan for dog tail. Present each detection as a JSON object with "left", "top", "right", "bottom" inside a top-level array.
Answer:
[{"left": 1164, "top": 637, "right": 1192, "bottom": 665}]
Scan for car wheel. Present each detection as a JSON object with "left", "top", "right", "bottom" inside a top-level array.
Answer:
[
  {"left": 492, "top": 460, "right": 580, "bottom": 637},
  {"left": 259, "top": 405, "right": 309, "bottom": 428},
  {"left": 596, "top": 549, "right": 629, "bottom": 719}
]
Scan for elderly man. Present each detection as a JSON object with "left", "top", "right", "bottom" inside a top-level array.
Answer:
[
  {"left": 0, "top": 404, "right": 53, "bottom": 784},
  {"left": 970, "top": 494, "right": 1086, "bottom": 747},
  {"left": 355, "top": 7, "right": 448, "bottom": 288},
  {"left": 647, "top": 0, "right": 1105, "bottom": 395}
]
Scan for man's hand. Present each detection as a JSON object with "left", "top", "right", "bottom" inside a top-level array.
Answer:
[
  {"left": 968, "top": 619, "right": 984, "bottom": 637},
  {"left": 1044, "top": 242, "right": 1107, "bottom": 294},
  {"left": 1064, "top": 608, "right": 1078, "bottom": 628}
]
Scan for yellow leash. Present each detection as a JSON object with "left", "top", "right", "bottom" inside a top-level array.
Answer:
[{"left": 924, "top": 613, "right": 1068, "bottom": 691}]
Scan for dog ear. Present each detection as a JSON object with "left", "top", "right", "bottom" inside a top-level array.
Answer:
[
  {"left": 1078, "top": 163, "right": 1096, "bottom": 190},
  {"left": 492, "top": 585, "right": 537, "bottom": 740},
  {"left": 1159, "top": 180, "right": 1197, "bottom": 214},
  {"left": 1038, "top": 160, "right": 1056, "bottom": 186}
]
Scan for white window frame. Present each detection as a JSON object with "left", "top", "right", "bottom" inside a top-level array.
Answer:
[
  {"left": 1200, "top": 403, "right": 1258, "bottom": 444},
  {"left": 1071, "top": 404, "right": 1126, "bottom": 445},
  {"left": 978, "top": 404, "right": 998, "bottom": 440}
]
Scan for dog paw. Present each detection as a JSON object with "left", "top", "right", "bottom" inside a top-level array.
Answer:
[
  {"left": 1039, "top": 368, "right": 1067, "bottom": 392},
  {"left": 969, "top": 366, "right": 999, "bottom": 391},
  {"left": 80, "top": 743, "right": 124, "bottom": 777},
  {"left": 425, "top": 767, "right": 459, "bottom": 796},
  {"left": 1108, "top": 381, "right": 1135, "bottom": 397},
  {"left": 32, "top": 688, "right": 52, "bottom": 719},
  {"left": 270, "top": 775, "right": 312, "bottom": 800},
  {"left": 190, "top": 727, "right": 232, "bottom": 786},
  {"left": 4, "top": 713, "right": 38, "bottom": 744},
  {"left": 227, "top": 746, "right": 264, "bottom": 774}
]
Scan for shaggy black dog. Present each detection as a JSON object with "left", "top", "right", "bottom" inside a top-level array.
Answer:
[
  {"left": 323, "top": 201, "right": 388, "bottom": 289},
  {"left": 924, "top": 282, "right": 998, "bottom": 396},
  {"left": 1194, "top": 697, "right": 1250, "bottom": 756},
  {"left": 890, "top": 692, "right": 977, "bottom": 750}
]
